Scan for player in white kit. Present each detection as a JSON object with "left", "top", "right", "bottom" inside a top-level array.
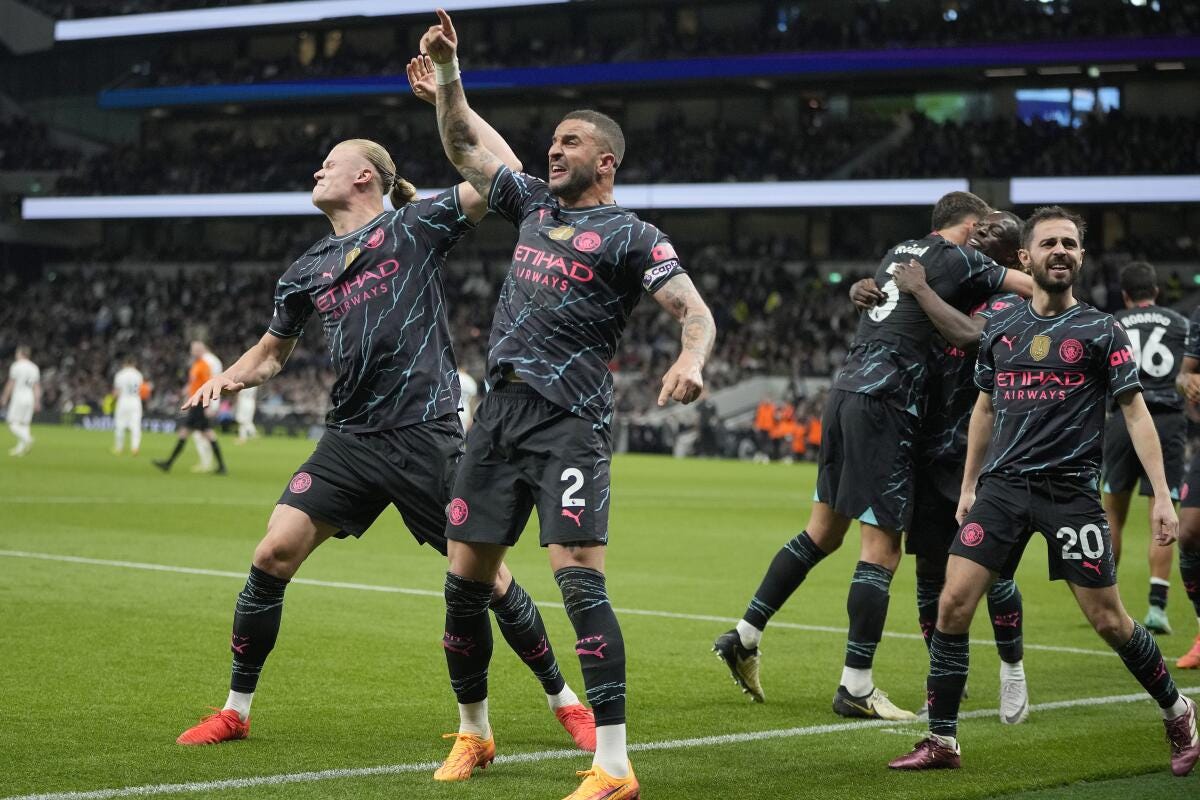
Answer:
[
  {"left": 3, "top": 346, "right": 41, "bottom": 456},
  {"left": 235, "top": 386, "right": 258, "bottom": 444},
  {"left": 457, "top": 369, "right": 478, "bottom": 431},
  {"left": 113, "top": 357, "right": 145, "bottom": 455}
]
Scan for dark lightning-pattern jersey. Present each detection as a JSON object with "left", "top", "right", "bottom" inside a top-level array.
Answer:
[
  {"left": 1113, "top": 304, "right": 1189, "bottom": 411},
  {"left": 834, "top": 234, "right": 1007, "bottom": 415},
  {"left": 268, "top": 188, "right": 473, "bottom": 432},
  {"left": 975, "top": 302, "right": 1141, "bottom": 480},
  {"left": 485, "top": 166, "right": 686, "bottom": 427},
  {"left": 918, "top": 293, "right": 1024, "bottom": 465},
  {"left": 1185, "top": 306, "right": 1200, "bottom": 360}
]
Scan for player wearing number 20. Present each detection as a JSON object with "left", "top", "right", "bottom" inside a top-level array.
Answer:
[
  {"left": 1102, "top": 261, "right": 1190, "bottom": 636},
  {"left": 890, "top": 206, "right": 1200, "bottom": 775}
]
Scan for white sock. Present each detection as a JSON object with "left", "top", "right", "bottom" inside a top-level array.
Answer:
[
  {"left": 547, "top": 684, "right": 581, "bottom": 711},
  {"left": 458, "top": 699, "right": 491, "bottom": 738},
  {"left": 1000, "top": 659, "right": 1026, "bottom": 682},
  {"left": 930, "top": 732, "right": 959, "bottom": 751},
  {"left": 1151, "top": 577, "right": 1171, "bottom": 587},
  {"left": 593, "top": 723, "right": 629, "bottom": 777},
  {"left": 1164, "top": 695, "right": 1190, "bottom": 721},
  {"left": 193, "top": 433, "right": 213, "bottom": 467},
  {"left": 223, "top": 690, "right": 253, "bottom": 721},
  {"left": 736, "top": 619, "right": 762, "bottom": 650},
  {"left": 840, "top": 666, "right": 873, "bottom": 697}
]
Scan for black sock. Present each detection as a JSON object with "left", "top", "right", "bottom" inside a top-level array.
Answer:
[
  {"left": 211, "top": 439, "right": 226, "bottom": 471},
  {"left": 927, "top": 629, "right": 970, "bottom": 738},
  {"left": 987, "top": 578, "right": 1024, "bottom": 664},
  {"left": 229, "top": 565, "right": 290, "bottom": 694},
  {"left": 555, "top": 567, "right": 626, "bottom": 727},
  {"left": 1149, "top": 580, "right": 1169, "bottom": 611},
  {"left": 915, "top": 558, "right": 945, "bottom": 652},
  {"left": 1181, "top": 549, "right": 1200, "bottom": 618},
  {"left": 490, "top": 579, "right": 566, "bottom": 696},
  {"left": 845, "top": 561, "right": 894, "bottom": 669},
  {"left": 443, "top": 572, "right": 494, "bottom": 704},
  {"left": 164, "top": 438, "right": 185, "bottom": 467},
  {"left": 1115, "top": 621, "right": 1180, "bottom": 710},
  {"left": 743, "top": 531, "right": 828, "bottom": 631}
]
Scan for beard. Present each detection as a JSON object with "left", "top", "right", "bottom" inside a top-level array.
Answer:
[
  {"left": 1032, "top": 256, "right": 1078, "bottom": 293},
  {"left": 549, "top": 166, "right": 594, "bottom": 201}
]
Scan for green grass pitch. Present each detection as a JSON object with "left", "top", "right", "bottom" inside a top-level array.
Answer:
[{"left": 1, "top": 425, "right": 1198, "bottom": 799}]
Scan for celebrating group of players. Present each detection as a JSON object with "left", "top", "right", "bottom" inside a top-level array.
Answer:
[
  {"left": 3, "top": 7, "right": 1186, "bottom": 797},
  {"left": 712, "top": 186, "right": 1200, "bottom": 775}
]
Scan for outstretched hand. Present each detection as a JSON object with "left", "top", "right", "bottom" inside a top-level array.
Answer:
[
  {"left": 406, "top": 54, "right": 436, "bottom": 104},
  {"left": 182, "top": 374, "right": 245, "bottom": 410},
  {"left": 420, "top": 8, "right": 458, "bottom": 65}
]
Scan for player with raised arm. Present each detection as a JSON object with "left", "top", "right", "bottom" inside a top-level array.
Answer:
[
  {"left": 713, "top": 194, "right": 1031, "bottom": 717},
  {"left": 174, "top": 63, "right": 595, "bottom": 753},
  {"left": 889, "top": 206, "right": 1199, "bottom": 776},
  {"left": 422, "top": 10, "right": 715, "bottom": 798},
  {"left": 851, "top": 210, "right": 1033, "bottom": 724},
  {"left": 1102, "top": 262, "right": 1190, "bottom": 634},
  {"left": 3, "top": 345, "right": 40, "bottom": 456},
  {"left": 112, "top": 356, "right": 145, "bottom": 455},
  {"left": 1173, "top": 306, "right": 1200, "bottom": 668}
]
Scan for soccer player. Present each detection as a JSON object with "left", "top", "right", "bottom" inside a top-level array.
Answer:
[
  {"left": 153, "top": 341, "right": 227, "bottom": 475},
  {"left": 423, "top": 11, "right": 715, "bottom": 798},
  {"left": 714, "top": 194, "right": 1030, "bottom": 718},
  {"left": 889, "top": 206, "right": 1200, "bottom": 776},
  {"left": 1103, "top": 262, "right": 1189, "bottom": 634},
  {"left": 1173, "top": 308, "right": 1200, "bottom": 668},
  {"left": 852, "top": 210, "right": 1033, "bottom": 724},
  {"left": 3, "top": 345, "right": 40, "bottom": 456},
  {"left": 174, "top": 92, "right": 595, "bottom": 749},
  {"left": 234, "top": 385, "right": 258, "bottom": 444},
  {"left": 112, "top": 356, "right": 145, "bottom": 455}
]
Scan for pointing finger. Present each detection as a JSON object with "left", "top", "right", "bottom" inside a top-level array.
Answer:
[
  {"left": 436, "top": 8, "right": 456, "bottom": 39},
  {"left": 658, "top": 375, "right": 677, "bottom": 406}
]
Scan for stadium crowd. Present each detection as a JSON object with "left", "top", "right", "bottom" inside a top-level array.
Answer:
[{"left": 0, "top": 116, "right": 82, "bottom": 172}]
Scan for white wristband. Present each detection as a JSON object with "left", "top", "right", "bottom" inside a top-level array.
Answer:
[{"left": 435, "top": 57, "right": 460, "bottom": 85}]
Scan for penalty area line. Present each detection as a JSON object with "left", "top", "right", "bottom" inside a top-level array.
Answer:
[
  {"left": 5, "top": 686, "right": 1196, "bottom": 800},
  {"left": 0, "top": 549, "right": 1116, "bottom": 657}
]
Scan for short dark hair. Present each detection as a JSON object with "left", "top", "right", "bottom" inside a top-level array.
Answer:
[
  {"left": 563, "top": 109, "right": 626, "bottom": 168},
  {"left": 1021, "top": 205, "right": 1087, "bottom": 249},
  {"left": 930, "top": 191, "right": 991, "bottom": 231},
  {"left": 1120, "top": 261, "right": 1159, "bottom": 302}
]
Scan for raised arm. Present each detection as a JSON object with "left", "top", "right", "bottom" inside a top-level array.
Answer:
[
  {"left": 182, "top": 332, "right": 297, "bottom": 410},
  {"left": 421, "top": 10, "right": 504, "bottom": 207},
  {"left": 1119, "top": 390, "right": 1179, "bottom": 545},
  {"left": 406, "top": 53, "right": 519, "bottom": 222},
  {"left": 653, "top": 274, "right": 716, "bottom": 406},
  {"left": 1000, "top": 268, "right": 1034, "bottom": 298},
  {"left": 891, "top": 259, "right": 985, "bottom": 350}
]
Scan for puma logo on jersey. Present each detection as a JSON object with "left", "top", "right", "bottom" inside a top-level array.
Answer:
[{"left": 562, "top": 507, "right": 584, "bottom": 527}]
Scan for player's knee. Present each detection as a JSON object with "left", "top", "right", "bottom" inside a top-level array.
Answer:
[{"left": 1089, "top": 609, "right": 1131, "bottom": 647}]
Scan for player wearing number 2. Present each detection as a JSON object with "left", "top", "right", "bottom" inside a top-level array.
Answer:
[
  {"left": 714, "top": 192, "right": 1030, "bottom": 719},
  {"left": 890, "top": 206, "right": 1199, "bottom": 776},
  {"left": 1103, "top": 261, "right": 1190, "bottom": 635}
]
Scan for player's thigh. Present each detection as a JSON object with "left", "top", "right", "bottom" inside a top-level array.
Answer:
[
  {"left": 938, "top": 554, "right": 996, "bottom": 630},
  {"left": 8, "top": 401, "right": 33, "bottom": 426},
  {"left": 256, "top": 504, "right": 340, "bottom": 578},
  {"left": 1033, "top": 481, "right": 1116, "bottom": 589},
  {"left": 1139, "top": 411, "right": 1186, "bottom": 499},
  {"left": 906, "top": 470, "right": 960, "bottom": 563},
  {"left": 948, "top": 474, "right": 1030, "bottom": 576},
  {"left": 532, "top": 413, "right": 612, "bottom": 548},
  {"left": 276, "top": 430, "right": 392, "bottom": 544},
  {"left": 1101, "top": 413, "right": 1139, "bottom": 496},
  {"left": 381, "top": 415, "right": 465, "bottom": 555},
  {"left": 1067, "top": 582, "right": 1133, "bottom": 645}
]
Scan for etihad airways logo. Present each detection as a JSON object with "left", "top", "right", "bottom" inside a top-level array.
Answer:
[
  {"left": 315, "top": 260, "right": 399, "bottom": 319},
  {"left": 995, "top": 369, "right": 1086, "bottom": 401},
  {"left": 513, "top": 244, "right": 596, "bottom": 293}
]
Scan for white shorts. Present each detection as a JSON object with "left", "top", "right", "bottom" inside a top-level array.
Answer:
[
  {"left": 7, "top": 399, "right": 33, "bottom": 426},
  {"left": 114, "top": 401, "right": 142, "bottom": 429}
]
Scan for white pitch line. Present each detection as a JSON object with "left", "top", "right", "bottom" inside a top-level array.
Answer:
[
  {"left": 5, "top": 686, "right": 1195, "bottom": 800},
  {"left": 0, "top": 549, "right": 1116, "bottom": 657}
]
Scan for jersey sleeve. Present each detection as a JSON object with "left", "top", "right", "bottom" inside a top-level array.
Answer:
[
  {"left": 412, "top": 186, "right": 476, "bottom": 255},
  {"left": 974, "top": 320, "right": 998, "bottom": 393},
  {"left": 1186, "top": 307, "right": 1200, "bottom": 359},
  {"left": 487, "top": 166, "right": 553, "bottom": 227},
  {"left": 628, "top": 223, "right": 688, "bottom": 294},
  {"left": 1108, "top": 319, "right": 1143, "bottom": 399},
  {"left": 267, "top": 276, "right": 314, "bottom": 339}
]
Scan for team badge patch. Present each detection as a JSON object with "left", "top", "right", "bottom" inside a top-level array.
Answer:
[
  {"left": 365, "top": 227, "right": 385, "bottom": 249},
  {"left": 344, "top": 247, "right": 361, "bottom": 270},
  {"left": 1030, "top": 335, "right": 1051, "bottom": 361},
  {"left": 448, "top": 498, "right": 469, "bottom": 526},
  {"left": 1059, "top": 338, "right": 1084, "bottom": 364},
  {"left": 548, "top": 225, "right": 576, "bottom": 241},
  {"left": 572, "top": 231, "right": 602, "bottom": 253},
  {"left": 289, "top": 472, "right": 313, "bottom": 494},
  {"left": 959, "top": 523, "right": 985, "bottom": 547}
]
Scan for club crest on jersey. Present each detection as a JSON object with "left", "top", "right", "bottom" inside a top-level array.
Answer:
[
  {"left": 548, "top": 225, "right": 576, "bottom": 241},
  {"left": 1030, "top": 335, "right": 1051, "bottom": 361},
  {"left": 573, "top": 231, "right": 602, "bottom": 253},
  {"left": 365, "top": 227, "right": 385, "bottom": 249},
  {"left": 1059, "top": 338, "right": 1084, "bottom": 364},
  {"left": 344, "top": 247, "right": 361, "bottom": 270}
]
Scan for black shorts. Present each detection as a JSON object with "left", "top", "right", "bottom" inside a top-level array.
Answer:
[
  {"left": 1182, "top": 449, "right": 1200, "bottom": 509},
  {"left": 1102, "top": 409, "right": 1185, "bottom": 498},
  {"left": 906, "top": 460, "right": 963, "bottom": 559},
  {"left": 445, "top": 382, "right": 611, "bottom": 548},
  {"left": 949, "top": 473, "right": 1116, "bottom": 588},
  {"left": 182, "top": 404, "right": 211, "bottom": 431},
  {"left": 815, "top": 389, "right": 916, "bottom": 532},
  {"left": 277, "top": 415, "right": 464, "bottom": 553}
]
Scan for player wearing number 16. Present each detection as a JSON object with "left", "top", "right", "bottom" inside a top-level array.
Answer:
[{"left": 889, "top": 206, "right": 1200, "bottom": 776}]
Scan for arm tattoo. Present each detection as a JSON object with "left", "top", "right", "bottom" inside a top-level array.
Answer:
[
  {"left": 656, "top": 275, "right": 716, "bottom": 364},
  {"left": 436, "top": 82, "right": 497, "bottom": 202}
]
